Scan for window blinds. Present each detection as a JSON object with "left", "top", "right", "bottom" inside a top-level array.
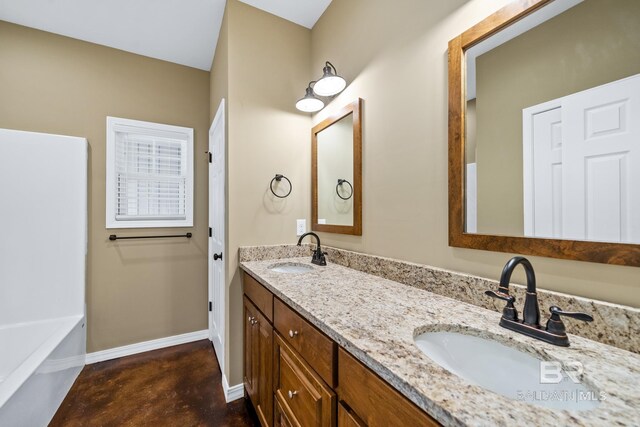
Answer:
[{"left": 115, "top": 131, "right": 187, "bottom": 221}]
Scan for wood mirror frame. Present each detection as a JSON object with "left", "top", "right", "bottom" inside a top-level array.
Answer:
[
  {"left": 448, "top": 0, "right": 640, "bottom": 266},
  {"left": 312, "top": 98, "right": 362, "bottom": 235}
]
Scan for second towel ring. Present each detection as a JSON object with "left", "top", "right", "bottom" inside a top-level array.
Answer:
[
  {"left": 336, "top": 179, "right": 353, "bottom": 200},
  {"left": 270, "top": 174, "right": 292, "bottom": 198}
]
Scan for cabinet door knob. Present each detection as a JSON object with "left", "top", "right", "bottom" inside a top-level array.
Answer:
[
  {"left": 288, "top": 390, "right": 297, "bottom": 399},
  {"left": 288, "top": 330, "right": 298, "bottom": 338}
]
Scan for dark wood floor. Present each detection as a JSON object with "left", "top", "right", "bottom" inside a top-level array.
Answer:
[{"left": 51, "top": 340, "right": 258, "bottom": 427}]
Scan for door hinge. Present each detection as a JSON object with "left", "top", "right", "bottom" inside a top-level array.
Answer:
[
  {"left": 209, "top": 301, "right": 212, "bottom": 312},
  {"left": 208, "top": 152, "right": 212, "bottom": 163},
  {"left": 209, "top": 227, "right": 212, "bottom": 237}
]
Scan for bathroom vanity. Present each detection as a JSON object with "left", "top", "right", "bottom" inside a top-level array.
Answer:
[
  {"left": 243, "top": 271, "right": 437, "bottom": 426},
  {"left": 240, "top": 251, "right": 640, "bottom": 426}
]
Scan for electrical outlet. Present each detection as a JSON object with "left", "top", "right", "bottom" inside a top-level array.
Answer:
[{"left": 296, "top": 219, "right": 306, "bottom": 236}]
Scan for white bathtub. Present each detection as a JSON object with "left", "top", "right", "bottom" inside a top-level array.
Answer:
[{"left": 0, "top": 315, "right": 86, "bottom": 426}]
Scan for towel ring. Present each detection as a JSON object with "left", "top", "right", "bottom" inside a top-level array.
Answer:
[
  {"left": 270, "top": 174, "right": 292, "bottom": 198},
  {"left": 336, "top": 179, "right": 353, "bottom": 200}
]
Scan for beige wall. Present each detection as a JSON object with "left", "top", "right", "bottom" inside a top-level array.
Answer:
[
  {"left": 475, "top": 0, "right": 640, "bottom": 235},
  {"left": 317, "top": 115, "right": 354, "bottom": 225},
  {"left": 309, "top": 0, "right": 640, "bottom": 310},
  {"left": 0, "top": 21, "right": 211, "bottom": 352},
  {"left": 212, "top": 0, "right": 312, "bottom": 385}
]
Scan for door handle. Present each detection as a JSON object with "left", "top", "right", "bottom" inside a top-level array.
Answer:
[{"left": 213, "top": 252, "right": 223, "bottom": 261}]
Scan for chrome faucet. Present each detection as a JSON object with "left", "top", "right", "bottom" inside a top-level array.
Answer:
[
  {"left": 486, "top": 256, "right": 593, "bottom": 346},
  {"left": 297, "top": 232, "right": 327, "bottom": 266}
]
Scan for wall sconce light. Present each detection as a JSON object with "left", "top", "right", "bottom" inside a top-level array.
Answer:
[
  {"left": 296, "top": 61, "right": 347, "bottom": 113},
  {"left": 295, "top": 81, "right": 325, "bottom": 113},
  {"left": 313, "top": 62, "right": 346, "bottom": 97}
]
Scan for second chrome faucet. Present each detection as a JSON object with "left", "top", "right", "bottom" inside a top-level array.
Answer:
[{"left": 486, "top": 256, "right": 593, "bottom": 346}]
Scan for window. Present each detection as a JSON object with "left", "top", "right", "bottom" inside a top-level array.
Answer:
[{"left": 106, "top": 117, "right": 193, "bottom": 228}]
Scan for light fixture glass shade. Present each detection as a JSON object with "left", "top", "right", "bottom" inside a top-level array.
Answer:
[
  {"left": 296, "top": 87, "right": 324, "bottom": 112},
  {"left": 313, "top": 63, "right": 347, "bottom": 97}
]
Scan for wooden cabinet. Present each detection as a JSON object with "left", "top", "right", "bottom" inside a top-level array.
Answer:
[
  {"left": 274, "top": 298, "right": 337, "bottom": 387},
  {"left": 242, "top": 271, "right": 439, "bottom": 427},
  {"left": 338, "top": 349, "right": 439, "bottom": 427},
  {"left": 274, "top": 399, "right": 295, "bottom": 427},
  {"left": 274, "top": 333, "right": 336, "bottom": 427},
  {"left": 338, "top": 403, "right": 366, "bottom": 427},
  {"left": 245, "top": 273, "right": 274, "bottom": 321},
  {"left": 243, "top": 296, "right": 273, "bottom": 427}
]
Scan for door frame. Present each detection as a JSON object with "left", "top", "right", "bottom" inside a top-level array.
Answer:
[{"left": 208, "top": 99, "right": 226, "bottom": 373}]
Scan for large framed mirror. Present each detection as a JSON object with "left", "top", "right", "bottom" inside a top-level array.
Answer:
[
  {"left": 449, "top": 0, "right": 640, "bottom": 266},
  {"left": 312, "top": 98, "right": 362, "bottom": 235}
]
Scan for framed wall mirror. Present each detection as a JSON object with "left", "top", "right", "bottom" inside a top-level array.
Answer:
[
  {"left": 449, "top": 0, "right": 640, "bottom": 266},
  {"left": 312, "top": 98, "right": 362, "bottom": 235}
]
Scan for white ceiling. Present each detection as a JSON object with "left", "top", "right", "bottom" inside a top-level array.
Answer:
[
  {"left": 0, "top": 0, "right": 331, "bottom": 71},
  {"left": 238, "top": 0, "right": 331, "bottom": 29}
]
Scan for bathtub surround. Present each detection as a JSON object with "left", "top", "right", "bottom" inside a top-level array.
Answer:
[
  {"left": 0, "top": 21, "right": 210, "bottom": 353},
  {"left": 240, "top": 257, "right": 640, "bottom": 426},
  {"left": 0, "top": 130, "right": 87, "bottom": 425},
  {"left": 239, "top": 244, "right": 640, "bottom": 354}
]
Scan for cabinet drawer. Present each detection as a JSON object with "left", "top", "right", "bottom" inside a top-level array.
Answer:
[
  {"left": 244, "top": 272, "right": 273, "bottom": 322},
  {"left": 274, "top": 298, "right": 336, "bottom": 387},
  {"left": 338, "top": 349, "right": 440, "bottom": 427},
  {"left": 275, "top": 333, "right": 336, "bottom": 427},
  {"left": 275, "top": 398, "right": 296, "bottom": 427}
]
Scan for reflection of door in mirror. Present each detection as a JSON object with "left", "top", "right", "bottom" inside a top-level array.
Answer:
[
  {"left": 523, "top": 75, "right": 640, "bottom": 243},
  {"left": 465, "top": 0, "right": 640, "bottom": 244},
  {"left": 317, "top": 114, "right": 354, "bottom": 226}
]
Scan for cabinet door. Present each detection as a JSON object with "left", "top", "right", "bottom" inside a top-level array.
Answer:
[
  {"left": 338, "top": 349, "right": 439, "bottom": 427},
  {"left": 255, "top": 309, "right": 273, "bottom": 427},
  {"left": 243, "top": 297, "right": 257, "bottom": 403},
  {"left": 275, "top": 333, "right": 335, "bottom": 427},
  {"left": 338, "top": 403, "right": 365, "bottom": 427}
]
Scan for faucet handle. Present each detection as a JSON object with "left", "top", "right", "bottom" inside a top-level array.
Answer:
[
  {"left": 549, "top": 306, "right": 594, "bottom": 322},
  {"left": 485, "top": 290, "right": 513, "bottom": 303},
  {"left": 485, "top": 290, "right": 518, "bottom": 321},
  {"left": 546, "top": 306, "right": 593, "bottom": 335}
]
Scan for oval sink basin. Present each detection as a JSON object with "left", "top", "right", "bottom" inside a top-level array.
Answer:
[
  {"left": 414, "top": 331, "right": 600, "bottom": 411},
  {"left": 268, "top": 263, "right": 314, "bottom": 274}
]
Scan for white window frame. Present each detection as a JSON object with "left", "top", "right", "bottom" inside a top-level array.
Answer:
[{"left": 106, "top": 116, "right": 194, "bottom": 229}]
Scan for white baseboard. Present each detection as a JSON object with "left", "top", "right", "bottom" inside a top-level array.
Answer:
[
  {"left": 86, "top": 330, "right": 209, "bottom": 364},
  {"left": 222, "top": 374, "right": 244, "bottom": 403}
]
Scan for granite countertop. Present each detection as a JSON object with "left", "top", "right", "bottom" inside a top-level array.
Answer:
[{"left": 240, "top": 257, "right": 640, "bottom": 427}]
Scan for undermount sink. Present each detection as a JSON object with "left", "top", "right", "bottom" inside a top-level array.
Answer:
[
  {"left": 414, "top": 330, "right": 601, "bottom": 412},
  {"left": 268, "top": 263, "right": 314, "bottom": 274}
]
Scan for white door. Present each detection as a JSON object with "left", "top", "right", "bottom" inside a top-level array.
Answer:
[
  {"left": 563, "top": 74, "right": 640, "bottom": 243},
  {"left": 523, "top": 102, "right": 563, "bottom": 238},
  {"left": 209, "top": 99, "right": 225, "bottom": 369},
  {"left": 523, "top": 74, "right": 640, "bottom": 243}
]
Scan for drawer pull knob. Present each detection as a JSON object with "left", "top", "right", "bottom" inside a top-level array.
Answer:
[
  {"left": 288, "top": 390, "right": 298, "bottom": 399},
  {"left": 289, "top": 330, "right": 298, "bottom": 338}
]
